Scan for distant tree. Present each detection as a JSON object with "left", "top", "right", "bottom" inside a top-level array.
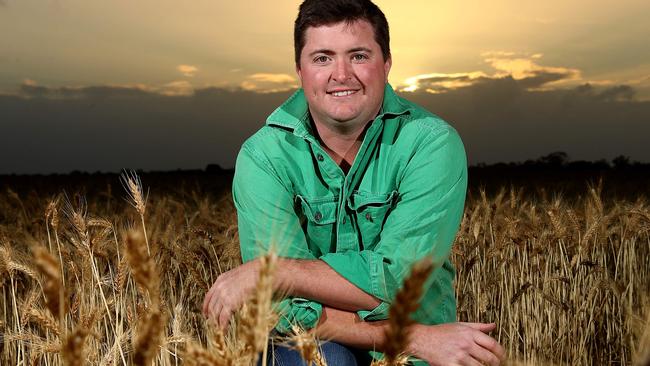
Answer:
[
  {"left": 205, "top": 164, "right": 224, "bottom": 174},
  {"left": 612, "top": 155, "right": 630, "bottom": 168},
  {"left": 538, "top": 151, "right": 569, "bottom": 167},
  {"left": 593, "top": 159, "right": 610, "bottom": 169}
]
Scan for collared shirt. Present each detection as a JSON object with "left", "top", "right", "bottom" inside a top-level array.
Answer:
[{"left": 233, "top": 83, "right": 467, "bottom": 347}]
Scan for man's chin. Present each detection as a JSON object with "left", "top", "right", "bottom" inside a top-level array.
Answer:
[
  {"left": 329, "top": 114, "right": 361, "bottom": 124},
  {"left": 324, "top": 107, "right": 360, "bottom": 121}
]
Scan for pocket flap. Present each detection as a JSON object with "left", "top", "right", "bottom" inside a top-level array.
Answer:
[
  {"left": 347, "top": 190, "right": 398, "bottom": 211},
  {"left": 295, "top": 195, "right": 338, "bottom": 225}
]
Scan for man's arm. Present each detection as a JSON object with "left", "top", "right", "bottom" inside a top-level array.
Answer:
[
  {"left": 274, "top": 258, "right": 381, "bottom": 312},
  {"left": 315, "top": 306, "right": 506, "bottom": 366},
  {"left": 202, "top": 256, "right": 381, "bottom": 329}
]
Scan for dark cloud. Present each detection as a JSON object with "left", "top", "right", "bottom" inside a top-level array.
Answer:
[
  {"left": 572, "top": 83, "right": 636, "bottom": 101},
  {"left": 1, "top": 84, "right": 291, "bottom": 174},
  {"left": 516, "top": 70, "right": 575, "bottom": 89},
  {"left": 407, "top": 68, "right": 578, "bottom": 94},
  {"left": 20, "top": 82, "right": 154, "bottom": 99},
  {"left": 405, "top": 78, "right": 650, "bottom": 165},
  {"left": 1, "top": 79, "right": 649, "bottom": 174}
]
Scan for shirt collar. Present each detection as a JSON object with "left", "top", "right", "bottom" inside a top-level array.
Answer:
[{"left": 265, "top": 83, "right": 412, "bottom": 139}]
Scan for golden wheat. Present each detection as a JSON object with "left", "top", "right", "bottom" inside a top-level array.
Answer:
[{"left": 0, "top": 176, "right": 647, "bottom": 365}]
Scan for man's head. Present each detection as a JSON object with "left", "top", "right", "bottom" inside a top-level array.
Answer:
[
  {"left": 294, "top": 0, "right": 390, "bottom": 67},
  {"left": 294, "top": 0, "right": 392, "bottom": 132}
]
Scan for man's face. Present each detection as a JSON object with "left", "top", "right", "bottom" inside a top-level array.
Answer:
[{"left": 297, "top": 20, "right": 391, "bottom": 132}]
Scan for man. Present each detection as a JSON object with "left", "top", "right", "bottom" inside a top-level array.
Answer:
[{"left": 203, "top": 0, "right": 505, "bottom": 365}]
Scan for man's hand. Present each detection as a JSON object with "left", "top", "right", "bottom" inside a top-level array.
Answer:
[
  {"left": 407, "top": 322, "right": 506, "bottom": 366},
  {"left": 201, "top": 259, "right": 260, "bottom": 329}
]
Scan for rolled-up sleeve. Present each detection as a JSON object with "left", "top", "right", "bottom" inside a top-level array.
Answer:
[
  {"left": 233, "top": 141, "right": 323, "bottom": 332},
  {"left": 319, "top": 124, "right": 467, "bottom": 320}
]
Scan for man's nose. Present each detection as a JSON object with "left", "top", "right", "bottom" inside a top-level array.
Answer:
[{"left": 332, "top": 59, "right": 352, "bottom": 82}]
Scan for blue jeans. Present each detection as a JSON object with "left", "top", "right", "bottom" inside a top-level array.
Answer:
[{"left": 258, "top": 340, "right": 374, "bottom": 366}]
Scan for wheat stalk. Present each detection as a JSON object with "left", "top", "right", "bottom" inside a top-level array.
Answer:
[
  {"left": 121, "top": 170, "right": 150, "bottom": 255},
  {"left": 380, "top": 258, "right": 434, "bottom": 366},
  {"left": 237, "top": 253, "right": 277, "bottom": 360},
  {"left": 33, "top": 247, "right": 65, "bottom": 326}
]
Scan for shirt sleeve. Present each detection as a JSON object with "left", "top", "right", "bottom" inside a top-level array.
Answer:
[
  {"left": 232, "top": 140, "right": 323, "bottom": 333},
  {"left": 319, "top": 124, "right": 468, "bottom": 320}
]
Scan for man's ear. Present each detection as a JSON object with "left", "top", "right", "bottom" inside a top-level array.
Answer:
[
  {"left": 384, "top": 56, "right": 392, "bottom": 83},
  {"left": 296, "top": 64, "right": 302, "bottom": 82}
]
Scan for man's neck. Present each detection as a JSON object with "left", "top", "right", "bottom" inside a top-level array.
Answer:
[{"left": 311, "top": 118, "right": 370, "bottom": 174}]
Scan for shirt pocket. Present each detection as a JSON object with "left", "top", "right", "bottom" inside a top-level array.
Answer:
[
  {"left": 348, "top": 190, "right": 398, "bottom": 249},
  {"left": 295, "top": 194, "right": 338, "bottom": 256}
]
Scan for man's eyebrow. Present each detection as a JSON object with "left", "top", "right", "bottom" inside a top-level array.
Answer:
[
  {"left": 348, "top": 47, "right": 373, "bottom": 53},
  {"left": 308, "top": 47, "right": 374, "bottom": 57},
  {"left": 308, "top": 49, "right": 335, "bottom": 57}
]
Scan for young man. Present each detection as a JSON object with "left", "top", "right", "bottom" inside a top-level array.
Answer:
[{"left": 203, "top": 0, "right": 505, "bottom": 365}]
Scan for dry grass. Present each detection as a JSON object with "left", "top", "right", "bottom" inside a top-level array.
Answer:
[{"left": 0, "top": 176, "right": 648, "bottom": 365}]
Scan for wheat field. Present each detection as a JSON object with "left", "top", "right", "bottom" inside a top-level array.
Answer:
[{"left": 0, "top": 173, "right": 648, "bottom": 365}]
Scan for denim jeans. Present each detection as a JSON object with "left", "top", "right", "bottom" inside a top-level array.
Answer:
[{"left": 258, "top": 340, "right": 374, "bottom": 366}]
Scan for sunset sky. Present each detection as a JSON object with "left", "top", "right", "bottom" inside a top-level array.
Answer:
[{"left": 1, "top": 0, "right": 649, "bottom": 174}]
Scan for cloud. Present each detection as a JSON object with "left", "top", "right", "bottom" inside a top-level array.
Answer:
[
  {"left": 574, "top": 83, "right": 636, "bottom": 102},
  {"left": 1, "top": 77, "right": 649, "bottom": 174},
  {"left": 482, "top": 52, "right": 580, "bottom": 88},
  {"left": 240, "top": 73, "right": 298, "bottom": 93},
  {"left": 404, "top": 78, "right": 649, "bottom": 165},
  {"left": 402, "top": 72, "right": 489, "bottom": 93},
  {"left": 627, "top": 75, "right": 650, "bottom": 87},
  {"left": 177, "top": 64, "right": 198, "bottom": 77},
  {"left": 16, "top": 79, "right": 196, "bottom": 98},
  {"left": 0, "top": 82, "right": 292, "bottom": 174},
  {"left": 158, "top": 81, "right": 194, "bottom": 96},
  {"left": 19, "top": 80, "right": 161, "bottom": 99},
  {"left": 400, "top": 52, "right": 581, "bottom": 93}
]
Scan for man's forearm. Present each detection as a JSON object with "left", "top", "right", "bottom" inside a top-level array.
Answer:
[
  {"left": 274, "top": 258, "right": 382, "bottom": 312},
  {"left": 314, "top": 306, "right": 388, "bottom": 350}
]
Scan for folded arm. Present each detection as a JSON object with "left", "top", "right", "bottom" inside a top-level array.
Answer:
[
  {"left": 274, "top": 258, "right": 381, "bottom": 312},
  {"left": 314, "top": 306, "right": 506, "bottom": 366}
]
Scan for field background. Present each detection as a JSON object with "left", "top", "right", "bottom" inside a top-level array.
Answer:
[{"left": 1, "top": 166, "right": 649, "bottom": 365}]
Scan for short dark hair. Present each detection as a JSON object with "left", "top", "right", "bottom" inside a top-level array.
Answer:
[{"left": 294, "top": 0, "right": 391, "bottom": 67}]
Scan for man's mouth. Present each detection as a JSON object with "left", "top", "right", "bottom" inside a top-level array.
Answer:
[{"left": 328, "top": 89, "right": 359, "bottom": 97}]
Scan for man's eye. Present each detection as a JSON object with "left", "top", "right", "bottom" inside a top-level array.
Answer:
[
  {"left": 352, "top": 54, "right": 368, "bottom": 61},
  {"left": 314, "top": 56, "right": 330, "bottom": 63}
]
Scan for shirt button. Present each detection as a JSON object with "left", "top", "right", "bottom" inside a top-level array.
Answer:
[
  {"left": 365, "top": 212, "right": 372, "bottom": 222},
  {"left": 314, "top": 211, "right": 322, "bottom": 222},
  {"left": 317, "top": 154, "right": 324, "bottom": 162}
]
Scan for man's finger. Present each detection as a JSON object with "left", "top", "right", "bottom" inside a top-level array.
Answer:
[
  {"left": 202, "top": 284, "right": 217, "bottom": 316},
  {"left": 202, "top": 291, "right": 211, "bottom": 317},
  {"left": 208, "top": 290, "right": 222, "bottom": 320},
  {"left": 203, "top": 286, "right": 218, "bottom": 317},
  {"left": 469, "top": 343, "right": 501, "bottom": 366},
  {"left": 460, "top": 354, "right": 483, "bottom": 366},
  {"left": 218, "top": 306, "right": 233, "bottom": 330},
  {"left": 208, "top": 300, "right": 223, "bottom": 327},
  {"left": 474, "top": 332, "right": 506, "bottom": 361},
  {"left": 460, "top": 322, "right": 496, "bottom": 333}
]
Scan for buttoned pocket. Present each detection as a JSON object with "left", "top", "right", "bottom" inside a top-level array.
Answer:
[
  {"left": 348, "top": 190, "right": 398, "bottom": 249},
  {"left": 295, "top": 195, "right": 338, "bottom": 256}
]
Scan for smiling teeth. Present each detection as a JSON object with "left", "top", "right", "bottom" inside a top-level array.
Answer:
[{"left": 332, "top": 90, "right": 355, "bottom": 97}]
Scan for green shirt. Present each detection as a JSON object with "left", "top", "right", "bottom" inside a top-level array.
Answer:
[{"left": 233, "top": 84, "right": 467, "bottom": 360}]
